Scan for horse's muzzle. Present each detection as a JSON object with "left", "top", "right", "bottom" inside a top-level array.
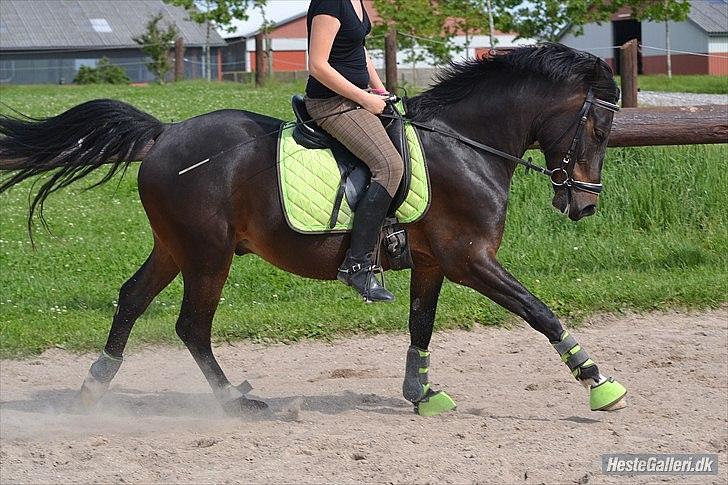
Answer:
[{"left": 552, "top": 190, "right": 599, "bottom": 221}]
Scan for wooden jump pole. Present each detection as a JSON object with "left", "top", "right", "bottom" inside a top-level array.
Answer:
[
  {"left": 528, "top": 105, "right": 727, "bottom": 149},
  {"left": 609, "top": 105, "right": 728, "bottom": 147}
]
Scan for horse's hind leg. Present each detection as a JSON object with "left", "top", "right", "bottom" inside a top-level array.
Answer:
[
  {"left": 447, "top": 249, "right": 627, "bottom": 412},
  {"left": 174, "top": 249, "right": 268, "bottom": 415},
  {"left": 77, "top": 242, "right": 179, "bottom": 409}
]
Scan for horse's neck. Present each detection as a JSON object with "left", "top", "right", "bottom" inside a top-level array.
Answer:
[{"left": 434, "top": 89, "right": 541, "bottom": 164}]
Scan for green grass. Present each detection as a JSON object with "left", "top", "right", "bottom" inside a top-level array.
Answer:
[
  {"left": 614, "top": 74, "right": 728, "bottom": 95},
  {"left": 1, "top": 82, "right": 726, "bottom": 357}
]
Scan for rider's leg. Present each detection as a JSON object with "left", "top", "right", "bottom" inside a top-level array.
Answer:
[{"left": 305, "top": 96, "right": 404, "bottom": 302}]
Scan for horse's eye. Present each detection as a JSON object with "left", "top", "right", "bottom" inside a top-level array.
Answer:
[{"left": 594, "top": 129, "right": 607, "bottom": 142}]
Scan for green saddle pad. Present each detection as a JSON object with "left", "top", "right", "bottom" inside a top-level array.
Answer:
[{"left": 277, "top": 116, "right": 430, "bottom": 234}]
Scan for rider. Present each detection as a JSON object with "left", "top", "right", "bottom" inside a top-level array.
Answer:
[{"left": 305, "top": 0, "right": 404, "bottom": 302}]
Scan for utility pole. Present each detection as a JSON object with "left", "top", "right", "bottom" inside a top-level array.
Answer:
[
  {"left": 204, "top": 0, "right": 212, "bottom": 81},
  {"left": 486, "top": 0, "right": 495, "bottom": 49},
  {"left": 665, "top": 0, "right": 672, "bottom": 78}
]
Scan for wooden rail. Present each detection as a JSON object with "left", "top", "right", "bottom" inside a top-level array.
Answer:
[{"left": 609, "top": 105, "right": 728, "bottom": 147}]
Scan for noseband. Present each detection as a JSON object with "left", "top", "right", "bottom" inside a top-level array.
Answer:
[{"left": 545, "top": 88, "right": 620, "bottom": 196}]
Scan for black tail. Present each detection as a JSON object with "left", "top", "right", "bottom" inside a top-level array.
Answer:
[{"left": 0, "top": 99, "right": 165, "bottom": 232}]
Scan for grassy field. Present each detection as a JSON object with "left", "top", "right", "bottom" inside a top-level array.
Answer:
[
  {"left": 1, "top": 81, "right": 726, "bottom": 357},
  {"left": 613, "top": 74, "right": 728, "bottom": 95}
]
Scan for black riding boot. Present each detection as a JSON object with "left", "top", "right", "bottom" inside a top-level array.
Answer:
[{"left": 337, "top": 181, "right": 395, "bottom": 302}]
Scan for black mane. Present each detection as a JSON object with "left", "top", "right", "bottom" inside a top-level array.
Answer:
[{"left": 406, "top": 42, "right": 618, "bottom": 122}]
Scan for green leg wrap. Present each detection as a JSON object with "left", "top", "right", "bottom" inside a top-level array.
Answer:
[
  {"left": 552, "top": 331, "right": 627, "bottom": 411},
  {"left": 589, "top": 377, "right": 627, "bottom": 411},
  {"left": 403, "top": 346, "right": 430, "bottom": 403},
  {"left": 89, "top": 350, "right": 123, "bottom": 382},
  {"left": 402, "top": 346, "right": 457, "bottom": 416},
  {"left": 552, "top": 330, "right": 598, "bottom": 380}
]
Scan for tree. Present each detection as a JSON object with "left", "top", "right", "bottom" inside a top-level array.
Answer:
[
  {"left": 628, "top": 0, "right": 690, "bottom": 78},
  {"left": 165, "top": 0, "right": 266, "bottom": 81},
  {"left": 133, "top": 13, "right": 179, "bottom": 84},
  {"left": 371, "top": 0, "right": 457, "bottom": 76},
  {"left": 497, "top": 0, "right": 690, "bottom": 45},
  {"left": 442, "top": 0, "right": 491, "bottom": 51},
  {"left": 496, "top": 0, "right": 620, "bottom": 42}
]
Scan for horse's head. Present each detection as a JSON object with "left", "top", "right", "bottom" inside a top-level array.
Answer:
[
  {"left": 536, "top": 56, "right": 620, "bottom": 221},
  {"left": 405, "top": 43, "right": 620, "bottom": 221}
]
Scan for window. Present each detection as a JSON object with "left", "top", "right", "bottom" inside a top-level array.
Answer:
[
  {"left": 75, "top": 58, "right": 98, "bottom": 70},
  {"left": 0, "top": 59, "right": 14, "bottom": 83},
  {"left": 89, "top": 18, "right": 112, "bottom": 33}
]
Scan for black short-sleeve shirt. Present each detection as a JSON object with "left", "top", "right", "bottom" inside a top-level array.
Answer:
[{"left": 305, "top": 0, "right": 371, "bottom": 99}]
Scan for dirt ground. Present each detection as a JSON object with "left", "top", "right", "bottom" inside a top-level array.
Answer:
[{"left": 1, "top": 309, "right": 726, "bottom": 484}]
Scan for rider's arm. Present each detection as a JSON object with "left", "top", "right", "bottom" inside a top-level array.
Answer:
[
  {"left": 365, "top": 48, "right": 387, "bottom": 93},
  {"left": 308, "top": 14, "right": 385, "bottom": 114}
]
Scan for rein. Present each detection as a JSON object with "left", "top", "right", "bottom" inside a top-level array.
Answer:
[
  {"left": 382, "top": 88, "right": 620, "bottom": 197},
  {"left": 176, "top": 91, "right": 619, "bottom": 195}
]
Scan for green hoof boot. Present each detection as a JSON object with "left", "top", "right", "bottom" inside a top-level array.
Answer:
[
  {"left": 590, "top": 377, "right": 627, "bottom": 411},
  {"left": 414, "top": 389, "right": 457, "bottom": 417}
]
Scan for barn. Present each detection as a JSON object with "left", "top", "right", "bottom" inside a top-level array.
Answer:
[
  {"left": 559, "top": 0, "right": 728, "bottom": 75},
  {"left": 0, "top": 0, "right": 226, "bottom": 84}
]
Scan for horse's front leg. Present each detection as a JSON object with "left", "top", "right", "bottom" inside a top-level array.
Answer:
[
  {"left": 402, "top": 260, "right": 457, "bottom": 416},
  {"left": 447, "top": 245, "right": 627, "bottom": 412}
]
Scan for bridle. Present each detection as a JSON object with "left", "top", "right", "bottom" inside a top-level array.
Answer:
[
  {"left": 541, "top": 87, "right": 621, "bottom": 196},
  {"left": 386, "top": 87, "right": 620, "bottom": 198}
]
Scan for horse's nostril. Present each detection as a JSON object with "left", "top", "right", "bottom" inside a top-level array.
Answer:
[{"left": 579, "top": 204, "right": 597, "bottom": 218}]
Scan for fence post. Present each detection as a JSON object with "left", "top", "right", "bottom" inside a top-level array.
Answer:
[
  {"left": 620, "top": 39, "right": 638, "bottom": 108},
  {"left": 385, "top": 28, "right": 397, "bottom": 93},
  {"left": 255, "top": 33, "right": 267, "bottom": 87},
  {"left": 174, "top": 37, "right": 185, "bottom": 82}
]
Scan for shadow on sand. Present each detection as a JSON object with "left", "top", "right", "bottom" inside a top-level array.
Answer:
[{"left": 1, "top": 386, "right": 412, "bottom": 421}]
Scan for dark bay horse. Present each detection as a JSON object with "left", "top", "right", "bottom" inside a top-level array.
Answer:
[{"left": 0, "top": 43, "right": 627, "bottom": 416}]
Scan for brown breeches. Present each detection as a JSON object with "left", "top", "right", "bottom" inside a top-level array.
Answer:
[{"left": 304, "top": 95, "right": 404, "bottom": 197}]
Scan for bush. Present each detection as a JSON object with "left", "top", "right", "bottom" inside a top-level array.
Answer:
[{"left": 74, "top": 57, "right": 130, "bottom": 84}]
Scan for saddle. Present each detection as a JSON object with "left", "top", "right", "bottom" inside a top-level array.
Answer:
[{"left": 290, "top": 95, "right": 413, "bottom": 223}]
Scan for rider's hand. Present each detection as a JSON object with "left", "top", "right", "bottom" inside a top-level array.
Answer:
[{"left": 360, "top": 92, "right": 387, "bottom": 115}]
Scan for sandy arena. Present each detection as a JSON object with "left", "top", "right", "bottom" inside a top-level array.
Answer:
[{"left": 1, "top": 309, "right": 726, "bottom": 484}]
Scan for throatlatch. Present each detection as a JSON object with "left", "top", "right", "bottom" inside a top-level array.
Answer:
[
  {"left": 403, "top": 346, "right": 456, "bottom": 416},
  {"left": 551, "top": 331, "right": 627, "bottom": 411}
]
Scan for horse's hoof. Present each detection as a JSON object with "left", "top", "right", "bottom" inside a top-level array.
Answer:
[
  {"left": 590, "top": 377, "right": 627, "bottom": 411},
  {"left": 222, "top": 396, "right": 269, "bottom": 416},
  {"left": 66, "top": 393, "right": 93, "bottom": 414},
  {"left": 68, "top": 374, "right": 109, "bottom": 413},
  {"left": 414, "top": 389, "right": 457, "bottom": 417},
  {"left": 603, "top": 396, "right": 628, "bottom": 411}
]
